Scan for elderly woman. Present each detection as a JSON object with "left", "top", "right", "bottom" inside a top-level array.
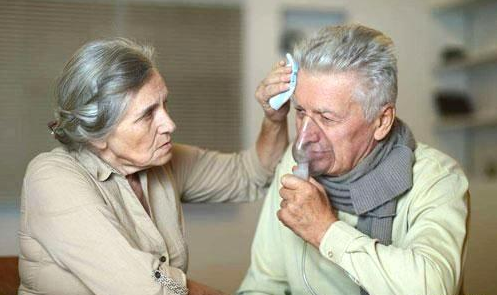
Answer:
[{"left": 18, "top": 38, "right": 291, "bottom": 295}]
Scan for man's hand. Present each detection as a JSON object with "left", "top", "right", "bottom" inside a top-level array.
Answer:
[
  {"left": 255, "top": 59, "right": 292, "bottom": 123},
  {"left": 187, "top": 279, "right": 226, "bottom": 295},
  {"left": 277, "top": 173, "right": 338, "bottom": 248}
]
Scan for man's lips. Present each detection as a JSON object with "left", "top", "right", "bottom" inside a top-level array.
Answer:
[{"left": 307, "top": 150, "right": 332, "bottom": 156}]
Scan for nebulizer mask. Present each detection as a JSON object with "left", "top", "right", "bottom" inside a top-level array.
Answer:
[
  {"left": 292, "top": 115, "right": 334, "bottom": 295},
  {"left": 292, "top": 115, "right": 334, "bottom": 180}
]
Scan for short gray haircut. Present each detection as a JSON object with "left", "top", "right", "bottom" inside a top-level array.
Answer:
[
  {"left": 51, "top": 38, "right": 155, "bottom": 150},
  {"left": 293, "top": 24, "right": 397, "bottom": 122}
]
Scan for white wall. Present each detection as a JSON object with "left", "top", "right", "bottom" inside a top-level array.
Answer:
[{"left": 1, "top": 0, "right": 496, "bottom": 294}]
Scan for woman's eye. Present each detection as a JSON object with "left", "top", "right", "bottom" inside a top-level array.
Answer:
[{"left": 144, "top": 112, "right": 154, "bottom": 120}]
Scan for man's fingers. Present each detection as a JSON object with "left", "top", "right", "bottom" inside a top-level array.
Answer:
[
  {"left": 277, "top": 207, "right": 300, "bottom": 229},
  {"left": 279, "top": 187, "right": 294, "bottom": 201},
  {"left": 281, "top": 173, "right": 306, "bottom": 189},
  {"left": 276, "top": 208, "right": 293, "bottom": 226},
  {"left": 276, "top": 209, "right": 285, "bottom": 223},
  {"left": 309, "top": 177, "right": 327, "bottom": 195}
]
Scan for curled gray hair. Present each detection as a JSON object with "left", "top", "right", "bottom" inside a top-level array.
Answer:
[
  {"left": 293, "top": 24, "right": 397, "bottom": 122},
  {"left": 51, "top": 38, "right": 155, "bottom": 150}
]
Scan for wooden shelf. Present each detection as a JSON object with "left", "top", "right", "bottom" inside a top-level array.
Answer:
[
  {"left": 435, "top": 49, "right": 497, "bottom": 72},
  {"left": 432, "top": 0, "right": 497, "bottom": 13},
  {"left": 435, "top": 109, "right": 497, "bottom": 131}
]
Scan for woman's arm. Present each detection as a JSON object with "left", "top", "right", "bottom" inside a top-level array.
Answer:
[
  {"left": 172, "top": 60, "right": 293, "bottom": 203},
  {"left": 255, "top": 117, "right": 288, "bottom": 173},
  {"left": 254, "top": 59, "right": 292, "bottom": 172}
]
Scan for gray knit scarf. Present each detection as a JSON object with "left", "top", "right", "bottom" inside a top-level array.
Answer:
[{"left": 316, "top": 118, "right": 416, "bottom": 295}]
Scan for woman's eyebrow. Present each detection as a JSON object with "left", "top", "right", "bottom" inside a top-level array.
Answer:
[
  {"left": 135, "top": 93, "right": 168, "bottom": 122},
  {"left": 135, "top": 102, "right": 159, "bottom": 122}
]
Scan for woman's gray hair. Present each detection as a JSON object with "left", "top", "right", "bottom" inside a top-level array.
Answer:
[
  {"left": 51, "top": 38, "right": 155, "bottom": 150},
  {"left": 293, "top": 24, "right": 397, "bottom": 122}
]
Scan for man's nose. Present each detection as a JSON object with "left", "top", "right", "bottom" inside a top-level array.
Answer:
[{"left": 299, "top": 116, "right": 320, "bottom": 143}]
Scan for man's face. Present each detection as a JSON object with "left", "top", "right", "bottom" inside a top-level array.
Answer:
[{"left": 293, "top": 70, "right": 378, "bottom": 176}]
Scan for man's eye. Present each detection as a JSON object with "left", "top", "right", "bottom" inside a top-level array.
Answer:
[
  {"left": 321, "top": 115, "right": 335, "bottom": 123},
  {"left": 295, "top": 108, "right": 305, "bottom": 117}
]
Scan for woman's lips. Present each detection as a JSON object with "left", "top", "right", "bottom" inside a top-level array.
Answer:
[{"left": 159, "top": 141, "right": 172, "bottom": 150}]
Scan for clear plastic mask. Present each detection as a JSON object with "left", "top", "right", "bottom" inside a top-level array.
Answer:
[{"left": 292, "top": 115, "right": 334, "bottom": 179}]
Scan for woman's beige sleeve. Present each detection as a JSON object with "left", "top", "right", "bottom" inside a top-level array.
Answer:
[
  {"left": 170, "top": 144, "right": 274, "bottom": 203},
  {"left": 24, "top": 158, "right": 186, "bottom": 295}
]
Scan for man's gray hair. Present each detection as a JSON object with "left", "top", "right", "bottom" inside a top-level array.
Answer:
[
  {"left": 52, "top": 38, "right": 155, "bottom": 150},
  {"left": 293, "top": 24, "right": 397, "bottom": 122}
]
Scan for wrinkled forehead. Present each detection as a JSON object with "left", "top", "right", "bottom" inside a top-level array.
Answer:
[
  {"left": 292, "top": 70, "right": 360, "bottom": 114},
  {"left": 126, "top": 71, "right": 168, "bottom": 111}
]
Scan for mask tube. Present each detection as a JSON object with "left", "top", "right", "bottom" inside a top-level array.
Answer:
[
  {"left": 292, "top": 115, "right": 324, "bottom": 295},
  {"left": 292, "top": 116, "right": 312, "bottom": 180},
  {"left": 292, "top": 116, "right": 329, "bottom": 295}
]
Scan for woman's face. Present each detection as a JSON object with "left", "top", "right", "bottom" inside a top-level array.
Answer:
[{"left": 94, "top": 69, "right": 176, "bottom": 174}]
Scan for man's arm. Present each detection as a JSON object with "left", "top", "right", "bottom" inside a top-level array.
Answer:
[
  {"left": 318, "top": 172, "right": 469, "bottom": 295},
  {"left": 278, "top": 163, "right": 469, "bottom": 295}
]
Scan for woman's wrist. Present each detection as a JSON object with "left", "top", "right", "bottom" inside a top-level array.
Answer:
[{"left": 256, "top": 117, "right": 289, "bottom": 171}]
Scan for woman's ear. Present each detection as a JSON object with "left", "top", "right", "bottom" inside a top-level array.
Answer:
[
  {"left": 374, "top": 104, "right": 396, "bottom": 141},
  {"left": 89, "top": 139, "right": 108, "bottom": 151}
]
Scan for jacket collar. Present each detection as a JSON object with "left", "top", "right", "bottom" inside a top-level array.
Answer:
[{"left": 73, "top": 148, "right": 122, "bottom": 181}]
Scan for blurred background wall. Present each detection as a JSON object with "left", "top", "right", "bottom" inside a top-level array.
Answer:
[{"left": 0, "top": 0, "right": 496, "bottom": 294}]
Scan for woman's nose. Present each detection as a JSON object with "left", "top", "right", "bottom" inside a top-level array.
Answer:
[{"left": 157, "top": 108, "right": 176, "bottom": 134}]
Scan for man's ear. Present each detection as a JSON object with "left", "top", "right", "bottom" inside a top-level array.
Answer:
[{"left": 374, "top": 104, "right": 396, "bottom": 141}]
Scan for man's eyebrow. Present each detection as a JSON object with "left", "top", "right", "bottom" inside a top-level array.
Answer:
[
  {"left": 290, "top": 96, "right": 345, "bottom": 119},
  {"left": 290, "top": 96, "right": 301, "bottom": 108},
  {"left": 315, "top": 107, "right": 345, "bottom": 119}
]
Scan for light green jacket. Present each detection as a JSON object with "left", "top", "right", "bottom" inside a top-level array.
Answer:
[{"left": 239, "top": 143, "right": 469, "bottom": 295}]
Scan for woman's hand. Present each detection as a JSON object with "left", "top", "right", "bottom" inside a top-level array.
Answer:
[
  {"left": 187, "top": 279, "right": 226, "bottom": 295},
  {"left": 255, "top": 59, "right": 293, "bottom": 123},
  {"left": 254, "top": 59, "right": 292, "bottom": 172}
]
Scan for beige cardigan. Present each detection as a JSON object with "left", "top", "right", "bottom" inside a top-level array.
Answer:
[{"left": 18, "top": 144, "right": 272, "bottom": 295}]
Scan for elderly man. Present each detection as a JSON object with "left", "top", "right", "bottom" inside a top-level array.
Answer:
[{"left": 238, "top": 24, "right": 469, "bottom": 295}]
